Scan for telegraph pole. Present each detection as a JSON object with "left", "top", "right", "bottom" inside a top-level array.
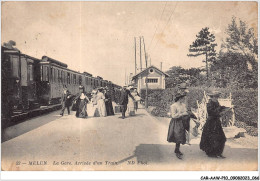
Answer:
[
  {"left": 134, "top": 37, "right": 137, "bottom": 75},
  {"left": 139, "top": 37, "right": 142, "bottom": 72},
  {"left": 125, "top": 68, "right": 126, "bottom": 86},
  {"left": 142, "top": 36, "right": 149, "bottom": 109}
]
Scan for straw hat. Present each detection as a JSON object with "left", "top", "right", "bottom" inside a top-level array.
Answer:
[{"left": 174, "top": 93, "right": 187, "bottom": 102}]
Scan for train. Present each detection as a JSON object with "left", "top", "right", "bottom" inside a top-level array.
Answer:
[{"left": 1, "top": 43, "right": 121, "bottom": 125}]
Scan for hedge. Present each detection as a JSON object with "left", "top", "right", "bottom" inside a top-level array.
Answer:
[{"left": 145, "top": 87, "right": 258, "bottom": 136}]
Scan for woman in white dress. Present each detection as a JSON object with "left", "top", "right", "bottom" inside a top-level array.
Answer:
[
  {"left": 167, "top": 93, "right": 188, "bottom": 159},
  {"left": 96, "top": 88, "right": 107, "bottom": 117},
  {"left": 127, "top": 88, "right": 135, "bottom": 116},
  {"left": 87, "top": 90, "right": 98, "bottom": 117}
]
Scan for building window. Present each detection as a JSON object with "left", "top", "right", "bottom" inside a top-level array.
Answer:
[
  {"left": 147, "top": 78, "right": 158, "bottom": 83},
  {"left": 149, "top": 68, "right": 154, "bottom": 73}
]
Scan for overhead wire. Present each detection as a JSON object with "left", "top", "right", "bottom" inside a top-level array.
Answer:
[
  {"left": 150, "top": 2, "right": 179, "bottom": 56},
  {"left": 148, "top": 1, "right": 168, "bottom": 52}
]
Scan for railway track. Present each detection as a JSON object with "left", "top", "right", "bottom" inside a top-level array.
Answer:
[{"left": 2, "top": 104, "right": 62, "bottom": 129}]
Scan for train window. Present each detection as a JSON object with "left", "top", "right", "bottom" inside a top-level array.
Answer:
[
  {"left": 79, "top": 76, "right": 82, "bottom": 85},
  {"left": 61, "top": 70, "right": 63, "bottom": 83},
  {"left": 67, "top": 72, "right": 70, "bottom": 84},
  {"left": 56, "top": 69, "right": 58, "bottom": 83},
  {"left": 54, "top": 69, "right": 56, "bottom": 82},
  {"left": 52, "top": 68, "right": 54, "bottom": 82},
  {"left": 57, "top": 70, "right": 59, "bottom": 83},
  {"left": 73, "top": 74, "right": 76, "bottom": 84},
  {"left": 50, "top": 67, "right": 53, "bottom": 82},
  {"left": 45, "top": 66, "right": 49, "bottom": 81},
  {"left": 28, "top": 64, "right": 34, "bottom": 81},
  {"left": 11, "top": 56, "right": 19, "bottom": 78},
  {"left": 62, "top": 71, "right": 66, "bottom": 84},
  {"left": 58, "top": 70, "right": 61, "bottom": 83},
  {"left": 64, "top": 71, "right": 66, "bottom": 84}
]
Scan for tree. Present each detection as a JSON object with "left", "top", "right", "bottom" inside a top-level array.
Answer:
[
  {"left": 221, "top": 17, "right": 258, "bottom": 71},
  {"left": 211, "top": 17, "right": 258, "bottom": 88},
  {"left": 188, "top": 27, "right": 217, "bottom": 80},
  {"left": 211, "top": 52, "right": 257, "bottom": 88},
  {"left": 165, "top": 66, "right": 205, "bottom": 88}
]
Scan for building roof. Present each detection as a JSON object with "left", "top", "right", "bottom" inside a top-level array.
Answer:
[{"left": 132, "top": 65, "right": 169, "bottom": 80}]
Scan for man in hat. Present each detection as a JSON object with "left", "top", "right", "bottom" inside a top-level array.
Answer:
[
  {"left": 119, "top": 86, "right": 135, "bottom": 119},
  {"left": 60, "top": 85, "right": 72, "bottom": 116}
]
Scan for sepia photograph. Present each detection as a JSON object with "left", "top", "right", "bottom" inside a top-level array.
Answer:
[{"left": 1, "top": 0, "right": 259, "bottom": 176}]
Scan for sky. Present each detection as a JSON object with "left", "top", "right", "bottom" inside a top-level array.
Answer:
[{"left": 1, "top": 1, "right": 258, "bottom": 86}]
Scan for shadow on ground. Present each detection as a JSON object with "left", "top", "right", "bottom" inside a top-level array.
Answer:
[
  {"left": 117, "top": 143, "right": 258, "bottom": 170},
  {"left": 2, "top": 111, "right": 60, "bottom": 143}
]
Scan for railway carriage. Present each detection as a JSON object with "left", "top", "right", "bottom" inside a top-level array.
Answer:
[
  {"left": 1, "top": 46, "right": 40, "bottom": 113},
  {"left": 38, "top": 56, "right": 95, "bottom": 105},
  {"left": 1, "top": 44, "right": 121, "bottom": 126}
]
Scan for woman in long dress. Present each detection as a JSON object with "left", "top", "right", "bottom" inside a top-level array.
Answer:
[
  {"left": 87, "top": 90, "right": 99, "bottom": 117},
  {"left": 200, "top": 91, "right": 227, "bottom": 158},
  {"left": 96, "top": 88, "right": 107, "bottom": 117},
  {"left": 104, "top": 88, "right": 114, "bottom": 116},
  {"left": 127, "top": 88, "right": 135, "bottom": 116},
  {"left": 73, "top": 85, "right": 89, "bottom": 118},
  {"left": 167, "top": 93, "right": 189, "bottom": 159},
  {"left": 132, "top": 88, "right": 141, "bottom": 112}
]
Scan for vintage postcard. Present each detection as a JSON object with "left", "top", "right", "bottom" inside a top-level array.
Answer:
[{"left": 1, "top": 1, "right": 259, "bottom": 175}]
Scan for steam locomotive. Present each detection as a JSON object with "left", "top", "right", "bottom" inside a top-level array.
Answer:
[{"left": 1, "top": 43, "right": 121, "bottom": 126}]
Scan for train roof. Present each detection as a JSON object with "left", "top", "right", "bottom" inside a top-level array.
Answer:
[
  {"left": 1, "top": 46, "right": 20, "bottom": 54},
  {"left": 21, "top": 54, "right": 41, "bottom": 62},
  {"left": 2, "top": 46, "right": 40, "bottom": 63},
  {"left": 83, "top": 72, "right": 93, "bottom": 77},
  {"left": 42, "top": 56, "right": 68, "bottom": 68}
]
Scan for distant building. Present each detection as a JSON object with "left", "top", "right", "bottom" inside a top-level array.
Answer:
[{"left": 131, "top": 65, "right": 169, "bottom": 93}]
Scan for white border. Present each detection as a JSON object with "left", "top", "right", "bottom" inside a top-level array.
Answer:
[{"left": 1, "top": 0, "right": 259, "bottom": 180}]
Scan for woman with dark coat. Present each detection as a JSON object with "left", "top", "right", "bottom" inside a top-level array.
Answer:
[
  {"left": 104, "top": 88, "right": 114, "bottom": 116},
  {"left": 73, "top": 85, "right": 89, "bottom": 118},
  {"left": 167, "top": 93, "right": 189, "bottom": 159},
  {"left": 200, "top": 91, "right": 228, "bottom": 158}
]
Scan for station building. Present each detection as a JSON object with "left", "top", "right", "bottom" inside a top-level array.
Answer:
[{"left": 131, "top": 65, "right": 169, "bottom": 93}]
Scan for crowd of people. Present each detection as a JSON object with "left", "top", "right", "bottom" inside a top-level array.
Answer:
[
  {"left": 59, "top": 84, "right": 141, "bottom": 119},
  {"left": 60, "top": 83, "right": 229, "bottom": 161}
]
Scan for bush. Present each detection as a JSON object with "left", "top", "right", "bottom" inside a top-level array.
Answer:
[{"left": 147, "top": 87, "right": 258, "bottom": 136}]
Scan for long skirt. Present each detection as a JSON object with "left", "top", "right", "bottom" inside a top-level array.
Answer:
[
  {"left": 87, "top": 103, "right": 99, "bottom": 117},
  {"left": 105, "top": 100, "right": 114, "bottom": 116},
  {"left": 97, "top": 99, "right": 107, "bottom": 117},
  {"left": 127, "top": 99, "right": 135, "bottom": 116},
  {"left": 200, "top": 116, "right": 226, "bottom": 156},
  {"left": 76, "top": 100, "right": 87, "bottom": 118},
  {"left": 167, "top": 117, "right": 186, "bottom": 144}
]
